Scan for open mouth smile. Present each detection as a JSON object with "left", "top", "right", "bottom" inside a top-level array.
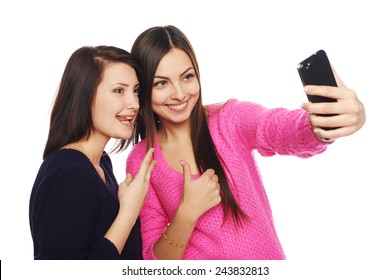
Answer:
[
  {"left": 166, "top": 101, "right": 188, "bottom": 112},
  {"left": 116, "top": 114, "right": 136, "bottom": 126}
]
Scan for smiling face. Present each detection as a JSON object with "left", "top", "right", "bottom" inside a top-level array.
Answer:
[
  {"left": 151, "top": 48, "right": 200, "bottom": 128},
  {"left": 92, "top": 62, "right": 140, "bottom": 141}
]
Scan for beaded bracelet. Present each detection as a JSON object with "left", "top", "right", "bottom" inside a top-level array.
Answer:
[{"left": 162, "top": 227, "right": 187, "bottom": 248}]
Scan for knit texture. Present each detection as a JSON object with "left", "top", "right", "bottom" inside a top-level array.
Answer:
[
  {"left": 30, "top": 149, "right": 143, "bottom": 260},
  {"left": 126, "top": 99, "right": 329, "bottom": 260}
]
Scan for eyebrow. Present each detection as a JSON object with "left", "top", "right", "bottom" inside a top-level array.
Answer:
[
  {"left": 111, "top": 82, "right": 129, "bottom": 87},
  {"left": 154, "top": 67, "right": 194, "bottom": 79},
  {"left": 110, "top": 82, "right": 140, "bottom": 89}
]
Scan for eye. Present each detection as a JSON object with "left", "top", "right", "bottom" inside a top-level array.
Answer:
[
  {"left": 153, "top": 80, "right": 168, "bottom": 87},
  {"left": 133, "top": 87, "right": 140, "bottom": 95},
  {"left": 114, "top": 88, "right": 125, "bottom": 94},
  {"left": 183, "top": 73, "right": 195, "bottom": 81}
]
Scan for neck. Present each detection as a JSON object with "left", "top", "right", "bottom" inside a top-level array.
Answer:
[
  {"left": 157, "top": 120, "right": 191, "bottom": 145},
  {"left": 62, "top": 135, "right": 108, "bottom": 166}
]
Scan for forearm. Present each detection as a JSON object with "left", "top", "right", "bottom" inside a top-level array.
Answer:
[
  {"left": 153, "top": 205, "right": 197, "bottom": 260},
  {"left": 104, "top": 210, "right": 138, "bottom": 254}
]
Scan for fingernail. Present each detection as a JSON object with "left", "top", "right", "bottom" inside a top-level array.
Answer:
[{"left": 179, "top": 160, "right": 185, "bottom": 166}]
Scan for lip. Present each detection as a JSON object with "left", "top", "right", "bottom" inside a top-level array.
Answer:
[
  {"left": 165, "top": 101, "right": 188, "bottom": 112},
  {"left": 116, "top": 114, "right": 136, "bottom": 127}
]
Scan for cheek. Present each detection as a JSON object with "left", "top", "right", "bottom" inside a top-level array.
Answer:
[
  {"left": 151, "top": 91, "right": 166, "bottom": 106},
  {"left": 185, "top": 83, "right": 200, "bottom": 97},
  {"left": 94, "top": 98, "right": 122, "bottom": 120}
]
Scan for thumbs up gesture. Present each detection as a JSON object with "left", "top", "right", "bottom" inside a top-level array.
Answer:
[{"left": 179, "top": 160, "right": 221, "bottom": 223}]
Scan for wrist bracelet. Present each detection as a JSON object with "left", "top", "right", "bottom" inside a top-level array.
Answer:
[{"left": 162, "top": 227, "right": 187, "bottom": 248}]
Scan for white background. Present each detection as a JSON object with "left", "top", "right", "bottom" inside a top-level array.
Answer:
[{"left": 1, "top": 0, "right": 389, "bottom": 279}]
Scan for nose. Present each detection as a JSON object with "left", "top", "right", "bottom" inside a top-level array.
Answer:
[
  {"left": 171, "top": 83, "right": 186, "bottom": 101},
  {"left": 126, "top": 93, "right": 140, "bottom": 111}
]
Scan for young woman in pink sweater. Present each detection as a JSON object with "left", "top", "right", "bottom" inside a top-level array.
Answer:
[{"left": 126, "top": 25, "right": 366, "bottom": 260}]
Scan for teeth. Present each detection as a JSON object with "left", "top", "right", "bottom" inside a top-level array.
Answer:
[
  {"left": 117, "top": 115, "right": 134, "bottom": 124},
  {"left": 168, "top": 102, "right": 186, "bottom": 110}
]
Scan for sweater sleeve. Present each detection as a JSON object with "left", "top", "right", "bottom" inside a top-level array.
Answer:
[
  {"left": 126, "top": 144, "right": 167, "bottom": 260},
  {"left": 31, "top": 164, "right": 120, "bottom": 260},
  {"left": 220, "top": 99, "right": 330, "bottom": 158}
]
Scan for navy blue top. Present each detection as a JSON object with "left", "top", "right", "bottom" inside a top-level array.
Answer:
[{"left": 29, "top": 149, "right": 142, "bottom": 260}]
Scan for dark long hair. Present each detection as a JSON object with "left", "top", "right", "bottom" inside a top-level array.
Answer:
[
  {"left": 131, "top": 25, "right": 248, "bottom": 225},
  {"left": 43, "top": 46, "right": 141, "bottom": 159}
]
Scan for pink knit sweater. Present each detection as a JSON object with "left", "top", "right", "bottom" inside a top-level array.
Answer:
[{"left": 126, "top": 99, "right": 330, "bottom": 260}]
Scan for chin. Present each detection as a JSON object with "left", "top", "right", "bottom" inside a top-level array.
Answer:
[{"left": 115, "top": 131, "right": 134, "bottom": 140}]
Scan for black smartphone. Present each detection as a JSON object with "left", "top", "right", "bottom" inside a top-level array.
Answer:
[
  {"left": 297, "top": 49, "right": 337, "bottom": 103},
  {"left": 297, "top": 49, "right": 338, "bottom": 130}
]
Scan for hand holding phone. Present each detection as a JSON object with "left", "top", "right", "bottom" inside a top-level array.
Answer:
[{"left": 297, "top": 49, "right": 338, "bottom": 130}]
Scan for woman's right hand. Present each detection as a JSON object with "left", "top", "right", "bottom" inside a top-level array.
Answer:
[
  {"left": 178, "top": 160, "right": 221, "bottom": 223},
  {"left": 105, "top": 148, "right": 155, "bottom": 253},
  {"left": 118, "top": 148, "right": 156, "bottom": 215},
  {"left": 151, "top": 160, "right": 221, "bottom": 260}
]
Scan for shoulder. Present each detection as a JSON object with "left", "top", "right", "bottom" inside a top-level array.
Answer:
[
  {"left": 206, "top": 99, "right": 267, "bottom": 119},
  {"left": 128, "top": 140, "right": 147, "bottom": 158},
  {"left": 31, "top": 150, "right": 102, "bottom": 210},
  {"left": 42, "top": 149, "right": 93, "bottom": 172},
  {"left": 206, "top": 98, "right": 263, "bottom": 113},
  {"left": 44, "top": 148, "right": 88, "bottom": 163},
  {"left": 126, "top": 140, "right": 147, "bottom": 170},
  {"left": 206, "top": 99, "right": 235, "bottom": 114},
  {"left": 35, "top": 149, "right": 98, "bottom": 191}
]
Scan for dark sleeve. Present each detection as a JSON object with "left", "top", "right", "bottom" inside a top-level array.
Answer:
[{"left": 31, "top": 163, "right": 121, "bottom": 260}]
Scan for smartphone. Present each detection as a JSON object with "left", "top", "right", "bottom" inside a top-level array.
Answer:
[
  {"left": 297, "top": 49, "right": 338, "bottom": 130},
  {"left": 297, "top": 49, "right": 337, "bottom": 103}
]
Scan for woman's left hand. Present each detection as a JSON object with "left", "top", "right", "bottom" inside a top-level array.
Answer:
[{"left": 301, "top": 66, "right": 366, "bottom": 141}]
